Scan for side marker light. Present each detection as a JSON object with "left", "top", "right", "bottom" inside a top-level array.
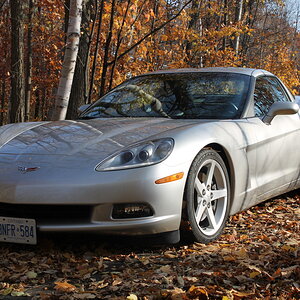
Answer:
[{"left": 155, "top": 172, "right": 184, "bottom": 184}]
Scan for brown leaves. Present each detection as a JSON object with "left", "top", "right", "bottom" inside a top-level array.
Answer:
[{"left": 0, "top": 193, "right": 299, "bottom": 299}]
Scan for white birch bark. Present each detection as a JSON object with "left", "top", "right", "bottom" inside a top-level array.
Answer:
[
  {"left": 52, "top": 0, "right": 83, "bottom": 120},
  {"left": 234, "top": 0, "right": 243, "bottom": 56}
]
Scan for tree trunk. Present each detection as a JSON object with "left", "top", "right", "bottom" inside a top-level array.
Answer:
[
  {"left": 186, "top": 0, "right": 201, "bottom": 67},
  {"left": 42, "top": 87, "right": 47, "bottom": 120},
  {"left": 1, "top": 79, "right": 5, "bottom": 125},
  {"left": 233, "top": 0, "right": 243, "bottom": 55},
  {"left": 88, "top": 0, "right": 104, "bottom": 103},
  {"left": 34, "top": 89, "right": 40, "bottom": 120},
  {"left": 241, "top": 0, "right": 258, "bottom": 61},
  {"left": 99, "top": 0, "right": 116, "bottom": 97},
  {"left": 25, "top": 0, "right": 34, "bottom": 122},
  {"left": 259, "top": 6, "right": 268, "bottom": 67},
  {"left": 108, "top": 0, "right": 131, "bottom": 91},
  {"left": 64, "top": 0, "right": 70, "bottom": 34},
  {"left": 66, "top": 0, "right": 94, "bottom": 119},
  {"left": 10, "top": 0, "right": 25, "bottom": 123},
  {"left": 51, "top": 0, "right": 83, "bottom": 121},
  {"left": 222, "top": 0, "right": 228, "bottom": 50}
]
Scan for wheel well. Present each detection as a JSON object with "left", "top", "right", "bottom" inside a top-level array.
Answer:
[{"left": 181, "top": 143, "right": 235, "bottom": 224}]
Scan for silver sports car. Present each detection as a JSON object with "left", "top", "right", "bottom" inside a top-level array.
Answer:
[{"left": 0, "top": 67, "right": 299, "bottom": 245}]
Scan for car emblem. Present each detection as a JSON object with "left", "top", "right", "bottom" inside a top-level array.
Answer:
[{"left": 18, "top": 166, "right": 40, "bottom": 173}]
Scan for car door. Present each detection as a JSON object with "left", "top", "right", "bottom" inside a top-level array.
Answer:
[{"left": 251, "top": 76, "right": 300, "bottom": 201}]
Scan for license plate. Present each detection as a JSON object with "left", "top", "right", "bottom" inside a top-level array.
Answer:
[{"left": 0, "top": 217, "right": 37, "bottom": 245}]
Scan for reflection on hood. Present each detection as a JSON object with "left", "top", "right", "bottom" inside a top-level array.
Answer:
[{"left": 0, "top": 118, "right": 200, "bottom": 159}]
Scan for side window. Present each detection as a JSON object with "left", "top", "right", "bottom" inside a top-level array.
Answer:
[{"left": 254, "top": 76, "right": 290, "bottom": 117}]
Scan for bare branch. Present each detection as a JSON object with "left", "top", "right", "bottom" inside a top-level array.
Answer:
[{"left": 107, "top": 0, "right": 193, "bottom": 66}]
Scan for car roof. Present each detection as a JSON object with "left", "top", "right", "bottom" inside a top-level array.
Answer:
[{"left": 144, "top": 67, "right": 273, "bottom": 77}]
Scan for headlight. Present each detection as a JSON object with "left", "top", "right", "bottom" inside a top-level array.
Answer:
[{"left": 96, "top": 138, "right": 174, "bottom": 171}]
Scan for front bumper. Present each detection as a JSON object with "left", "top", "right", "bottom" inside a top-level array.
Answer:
[{"left": 0, "top": 162, "right": 188, "bottom": 236}]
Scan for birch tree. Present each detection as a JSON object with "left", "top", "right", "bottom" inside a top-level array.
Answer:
[
  {"left": 66, "top": 0, "right": 96, "bottom": 119},
  {"left": 52, "top": 0, "right": 83, "bottom": 120},
  {"left": 233, "top": 0, "right": 243, "bottom": 55}
]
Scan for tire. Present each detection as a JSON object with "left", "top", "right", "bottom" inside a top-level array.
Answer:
[{"left": 185, "top": 149, "right": 230, "bottom": 243}]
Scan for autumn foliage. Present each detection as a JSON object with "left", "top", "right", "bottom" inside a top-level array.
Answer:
[{"left": 0, "top": 0, "right": 299, "bottom": 123}]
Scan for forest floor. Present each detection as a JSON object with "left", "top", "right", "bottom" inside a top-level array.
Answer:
[{"left": 0, "top": 191, "right": 299, "bottom": 300}]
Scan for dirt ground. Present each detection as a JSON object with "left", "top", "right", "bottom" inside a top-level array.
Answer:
[{"left": 0, "top": 191, "right": 299, "bottom": 299}]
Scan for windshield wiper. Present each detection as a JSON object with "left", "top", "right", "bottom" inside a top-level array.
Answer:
[{"left": 78, "top": 116, "right": 99, "bottom": 120}]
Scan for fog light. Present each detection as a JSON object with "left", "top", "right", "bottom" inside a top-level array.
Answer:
[{"left": 112, "top": 203, "right": 154, "bottom": 219}]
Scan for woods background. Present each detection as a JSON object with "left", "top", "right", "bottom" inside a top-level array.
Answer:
[{"left": 0, "top": 0, "right": 299, "bottom": 125}]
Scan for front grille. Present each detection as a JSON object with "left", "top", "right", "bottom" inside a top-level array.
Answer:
[{"left": 0, "top": 203, "right": 93, "bottom": 224}]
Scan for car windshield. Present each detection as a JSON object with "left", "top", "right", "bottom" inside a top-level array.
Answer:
[{"left": 80, "top": 72, "right": 250, "bottom": 120}]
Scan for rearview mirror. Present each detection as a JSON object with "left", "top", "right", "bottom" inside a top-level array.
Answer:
[{"left": 263, "top": 102, "right": 299, "bottom": 125}]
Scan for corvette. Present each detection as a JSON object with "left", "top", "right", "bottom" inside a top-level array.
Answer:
[{"left": 0, "top": 67, "right": 299, "bottom": 245}]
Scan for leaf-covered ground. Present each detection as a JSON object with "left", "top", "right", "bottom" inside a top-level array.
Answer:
[{"left": 0, "top": 191, "right": 299, "bottom": 300}]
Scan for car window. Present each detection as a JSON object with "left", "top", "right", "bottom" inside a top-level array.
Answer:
[
  {"left": 254, "top": 76, "right": 290, "bottom": 117},
  {"left": 81, "top": 73, "right": 250, "bottom": 120}
]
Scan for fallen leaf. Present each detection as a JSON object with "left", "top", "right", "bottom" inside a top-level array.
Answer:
[
  {"left": 54, "top": 281, "right": 77, "bottom": 293},
  {"left": 223, "top": 255, "right": 235, "bottom": 261},
  {"left": 127, "top": 294, "right": 138, "bottom": 300},
  {"left": 235, "top": 248, "right": 248, "bottom": 259},
  {"left": 231, "top": 290, "right": 255, "bottom": 297},
  {"left": 26, "top": 271, "right": 38, "bottom": 279},
  {"left": 73, "top": 293, "right": 96, "bottom": 299},
  {"left": 11, "top": 291, "right": 29, "bottom": 297},
  {"left": 272, "top": 268, "right": 282, "bottom": 278},
  {"left": 177, "top": 276, "right": 184, "bottom": 287},
  {"left": 282, "top": 245, "right": 297, "bottom": 252},
  {"left": 250, "top": 271, "right": 260, "bottom": 279},
  {"left": 1, "top": 288, "right": 13, "bottom": 296},
  {"left": 163, "top": 288, "right": 186, "bottom": 300},
  {"left": 188, "top": 285, "right": 208, "bottom": 298},
  {"left": 112, "top": 278, "right": 122, "bottom": 286},
  {"left": 159, "top": 265, "right": 173, "bottom": 274},
  {"left": 164, "top": 251, "right": 177, "bottom": 259}
]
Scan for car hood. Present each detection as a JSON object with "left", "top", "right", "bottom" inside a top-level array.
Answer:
[{"left": 0, "top": 118, "right": 201, "bottom": 165}]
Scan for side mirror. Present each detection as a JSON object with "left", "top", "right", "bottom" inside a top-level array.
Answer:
[
  {"left": 263, "top": 102, "right": 299, "bottom": 125},
  {"left": 78, "top": 104, "right": 90, "bottom": 115},
  {"left": 295, "top": 96, "right": 300, "bottom": 105}
]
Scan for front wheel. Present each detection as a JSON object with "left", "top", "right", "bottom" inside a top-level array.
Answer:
[{"left": 185, "top": 149, "right": 230, "bottom": 243}]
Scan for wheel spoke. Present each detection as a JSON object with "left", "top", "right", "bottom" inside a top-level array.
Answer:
[
  {"left": 195, "top": 198, "right": 206, "bottom": 224},
  {"left": 205, "top": 161, "right": 216, "bottom": 187},
  {"left": 211, "top": 188, "right": 227, "bottom": 201},
  {"left": 194, "top": 177, "right": 206, "bottom": 195},
  {"left": 207, "top": 206, "right": 217, "bottom": 229}
]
